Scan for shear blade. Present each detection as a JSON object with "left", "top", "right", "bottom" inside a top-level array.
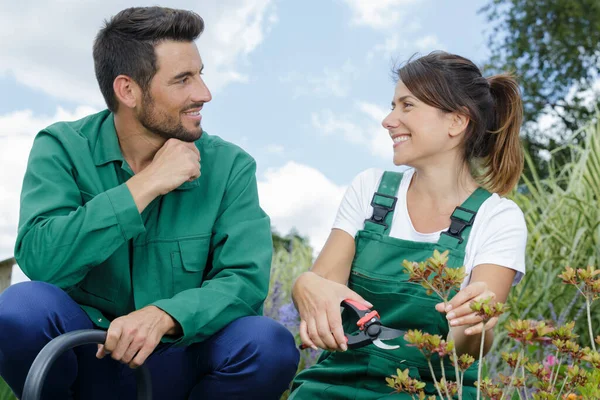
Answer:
[{"left": 373, "top": 339, "right": 399, "bottom": 350}]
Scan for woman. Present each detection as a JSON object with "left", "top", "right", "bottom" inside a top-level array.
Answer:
[{"left": 289, "top": 51, "right": 527, "bottom": 399}]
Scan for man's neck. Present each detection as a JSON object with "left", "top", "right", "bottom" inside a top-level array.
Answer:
[{"left": 113, "top": 112, "right": 165, "bottom": 174}]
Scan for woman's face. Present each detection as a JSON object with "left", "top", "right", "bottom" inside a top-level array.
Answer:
[{"left": 382, "top": 81, "right": 461, "bottom": 167}]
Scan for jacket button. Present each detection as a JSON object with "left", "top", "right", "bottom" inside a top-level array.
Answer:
[{"left": 98, "top": 318, "right": 103, "bottom": 322}]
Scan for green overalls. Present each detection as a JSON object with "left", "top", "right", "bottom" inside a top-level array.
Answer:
[{"left": 290, "top": 171, "right": 492, "bottom": 399}]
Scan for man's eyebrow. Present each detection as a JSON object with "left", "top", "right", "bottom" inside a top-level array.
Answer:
[{"left": 171, "top": 65, "right": 204, "bottom": 81}]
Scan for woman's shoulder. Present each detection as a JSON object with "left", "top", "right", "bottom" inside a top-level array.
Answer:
[{"left": 477, "top": 192, "right": 526, "bottom": 230}]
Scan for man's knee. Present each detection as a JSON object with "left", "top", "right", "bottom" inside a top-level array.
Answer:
[
  {"left": 0, "top": 281, "right": 71, "bottom": 342},
  {"left": 231, "top": 316, "right": 300, "bottom": 375}
]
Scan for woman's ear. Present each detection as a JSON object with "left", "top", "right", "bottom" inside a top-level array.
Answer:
[
  {"left": 113, "top": 75, "right": 141, "bottom": 110},
  {"left": 448, "top": 110, "right": 470, "bottom": 138}
]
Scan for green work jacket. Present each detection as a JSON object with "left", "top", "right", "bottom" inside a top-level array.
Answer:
[{"left": 15, "top": 110, "right": 273, "bottom": 347}]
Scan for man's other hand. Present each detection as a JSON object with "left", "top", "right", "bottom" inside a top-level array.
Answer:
[{"left": 96, "top": 306, "right": 181, "bottom": 369}]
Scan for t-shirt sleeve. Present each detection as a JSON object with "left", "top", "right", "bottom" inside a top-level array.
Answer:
[
  {"left": 332, "top": 169, "right": 380, "bottom": 238},
  {"left": 472, "top": 199, "right": 528, "bottom": 285}
]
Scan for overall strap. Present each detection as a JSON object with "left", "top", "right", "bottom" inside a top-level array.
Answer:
[
  {"left": 438, "top": 187, "right": 492, "bottom": 250},
  {"left": 363, "top": 171, "right": 403, "bottom": 235}
]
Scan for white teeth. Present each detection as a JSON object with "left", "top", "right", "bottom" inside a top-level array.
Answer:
[
  {"left": 185, "top": 111, "right": 201, "bottom": 116},
  {"left": 393, "top": 135, "right": 410, "bottom": 143}
]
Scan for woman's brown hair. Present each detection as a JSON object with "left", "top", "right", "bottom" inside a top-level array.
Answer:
[{"left": 396, "top": 51, "right": 524, "bottom": 195}]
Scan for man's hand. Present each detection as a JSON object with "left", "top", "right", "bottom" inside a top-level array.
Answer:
[
  {"left": 96, "top": 306, "right": 181, "bottom": 369},
  {"left": 126, "top": 139, "right": 201, "bottom": 212}
]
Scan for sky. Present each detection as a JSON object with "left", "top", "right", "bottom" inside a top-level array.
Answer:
[{"left": 0, "top": 0, "right": 493, "bottom": 281}]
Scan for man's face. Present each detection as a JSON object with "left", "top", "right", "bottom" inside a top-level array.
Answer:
[{"left": 137, "top": 40, "right": 212, "bottom": 142}]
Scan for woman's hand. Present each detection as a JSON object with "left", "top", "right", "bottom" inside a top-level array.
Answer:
[
  {"left": 292, "top": 271, "right": 372, "bottom": 352},
  {"left": 435, "top": 281, "right": 497, "bottom": 335}
]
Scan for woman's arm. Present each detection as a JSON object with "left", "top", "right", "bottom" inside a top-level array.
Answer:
[{"left": 292, "top": 229, "right": 372, "bottom": 352}]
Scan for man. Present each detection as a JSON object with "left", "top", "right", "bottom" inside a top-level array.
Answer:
[{"left": 0, "top": 6, "right": 299, "bottom": 399}]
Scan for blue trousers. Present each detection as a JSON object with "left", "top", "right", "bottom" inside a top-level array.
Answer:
[{"left": 0, "top": 282, "right": 299, "bottom": 399}]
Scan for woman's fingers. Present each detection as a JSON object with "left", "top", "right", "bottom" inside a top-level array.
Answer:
[
  {"left": 464, "top": 317, "right": 498, "bottom": 335},
  {"left": 444, "top": 282, "right": 488, "bottom": 312},
  {"left": 316, "top": 312, "right": 340, "bottom": 350},
  {"left": 299, "top": 320, "right": 318, "bottom": 351},
  {"left": 308, "top": 318, "right": 328, "bottom": 350}
]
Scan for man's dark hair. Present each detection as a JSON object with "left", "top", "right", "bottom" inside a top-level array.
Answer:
[{"left": 93, "top": 7, "right": 204, "bottom": 112}]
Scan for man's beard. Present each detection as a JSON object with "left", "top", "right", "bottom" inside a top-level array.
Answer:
[{"left": 138, "top": 93, "right": 203, "bottom": 143}]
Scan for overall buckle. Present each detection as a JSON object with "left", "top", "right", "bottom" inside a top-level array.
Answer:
[
  {"left": 367, "top": 193, "right": 397, "bottom": 230},
  {"left": 441, "top": 207, "right": 477, "bottom": 244}
]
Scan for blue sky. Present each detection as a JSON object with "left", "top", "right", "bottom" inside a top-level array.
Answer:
[{"left": 0, "top": 0, "right": 492, "bottom": 268}]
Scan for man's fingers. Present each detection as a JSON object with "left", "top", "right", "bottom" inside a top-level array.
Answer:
[
  {"left": 122, "top": 337, "right": 145, "bottom": 364},
  {"left": 104, "top": 324, "right": 122, "bottom": 354},
  {"left": 111, "top": 333, "right": 134, "bottom": 362},
  {"left": 96, "top": 344, "right": 106, "bottom": 359},
  {"left": 128, "top": 340, "right": 158, "bottom": 369}
]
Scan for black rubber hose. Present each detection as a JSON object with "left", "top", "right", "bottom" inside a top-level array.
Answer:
[{"left": 21, "top": 329, "right": 152, "bottom": 400}]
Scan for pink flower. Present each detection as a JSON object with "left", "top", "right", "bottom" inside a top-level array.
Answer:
[{"left": 543, "top": 354, "right": 558, "bottom": 370}]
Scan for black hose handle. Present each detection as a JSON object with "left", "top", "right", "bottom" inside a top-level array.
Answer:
[{"left": 22, "top": 329, "right": 152, "bottom": 400}]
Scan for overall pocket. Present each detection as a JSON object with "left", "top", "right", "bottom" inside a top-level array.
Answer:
[{"left": 171, "top": 235, "right": 211, "bottom": 293}]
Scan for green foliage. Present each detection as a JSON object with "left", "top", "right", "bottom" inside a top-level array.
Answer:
[
  {"left": 0, "top": 377, "right": 15, "bottom": 400},
  {"left": 484, "top": 115, "right": 600, "bottom": 388},
  {"left": 481, "top": 0, "right": 600, "bottom": 178},
  {"left": 508, "top": 116, "right": 600, "bottom": 337}
]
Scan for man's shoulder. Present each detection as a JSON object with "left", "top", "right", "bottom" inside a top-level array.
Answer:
[{"left": 41, "top": 109, "right": 111, "bottom": 146}]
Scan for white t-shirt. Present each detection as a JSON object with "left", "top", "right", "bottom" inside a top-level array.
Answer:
[{"left": 333, "top": 168, "right": 527, "bottom": 287}]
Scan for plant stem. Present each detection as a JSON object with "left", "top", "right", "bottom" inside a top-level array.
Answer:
[
  {"left": 476, "top": 326, "right": 486, "bottom": 400},
  {"left": 548, "top": 348, "right": 560, "bottom": 387},
  {"left": 516, "top": 389, "right": 524, "bottom": 400},
  {"left": 556, "top": 373, "right": 570, "bottom": 399},
  {"left": 440, "top": 358, "right": 452, "bottom": 400},
  {"left": 521, "top": 365, "right": 529, "bottom": 400},
  {"left": 447, "top": 327, "right": 463, "bottom": 400},
  {"left": 500, "top": 348, "right": 524, "bottom": 400},
  {"left": 427, "top": 358, "right": 446, "bottom": 400},
  {"left": 551, "top": 356, "right": 564, "bottom": 391},
  {"left": 586, "top": 297, "right": 597, "bottom": 351}
]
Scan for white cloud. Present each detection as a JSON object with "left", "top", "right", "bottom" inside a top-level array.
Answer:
[
  {"left": 312, "top": 102, "right": 391, "bottom": 159},
  {"left": 367, "top": 32, "right": 444, "bottom": 62},
  {"left": 0, "top": 1, "right": 277, "bottom": 106},
  {"left": 342, "top": 0, "right": 420, "bottom": 30},
  {"left": 285, "top": 61, "right": 359, "bottom": 98},
  {"left": 0, "top": 106, "right": 97, "bottom": 262},
  {"left": 258, "top": 162, "right": 347, "bottom": 252}
]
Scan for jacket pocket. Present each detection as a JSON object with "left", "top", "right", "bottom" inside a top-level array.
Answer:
[{"left": 171, "top": 235, "right": 211, "bottom": 293}]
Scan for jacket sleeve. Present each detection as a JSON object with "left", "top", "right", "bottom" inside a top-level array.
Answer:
[
  {"left": 14, "top": 132, "right": 146, "bottom": 288},
  {"left": 152, "top": 158, "right": 272, "bottom": 346}
]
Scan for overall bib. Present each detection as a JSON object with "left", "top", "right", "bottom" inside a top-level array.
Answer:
[{"left": 290, "top": 171, "right": 491, "bottom": 399}]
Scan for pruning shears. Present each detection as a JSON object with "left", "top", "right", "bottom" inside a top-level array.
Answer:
[{"left": 300, "top": 298, "right": 405, "bottom": 351}]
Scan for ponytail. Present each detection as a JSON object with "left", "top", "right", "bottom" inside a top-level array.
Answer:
[{"left": 481, "top": 73, "right": 524, "bottom": 195}]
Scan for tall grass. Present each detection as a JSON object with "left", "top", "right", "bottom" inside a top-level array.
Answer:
[{"left": 488, "top": 114, "right": 600, "bottom": 373}]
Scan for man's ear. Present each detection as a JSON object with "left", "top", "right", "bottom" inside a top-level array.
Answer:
[
  {"left": 448, "top": 110, "right": 470, "bottom": 138},
  {"left": 113, "top": 75, "right": 141, "bottom": 109}
]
